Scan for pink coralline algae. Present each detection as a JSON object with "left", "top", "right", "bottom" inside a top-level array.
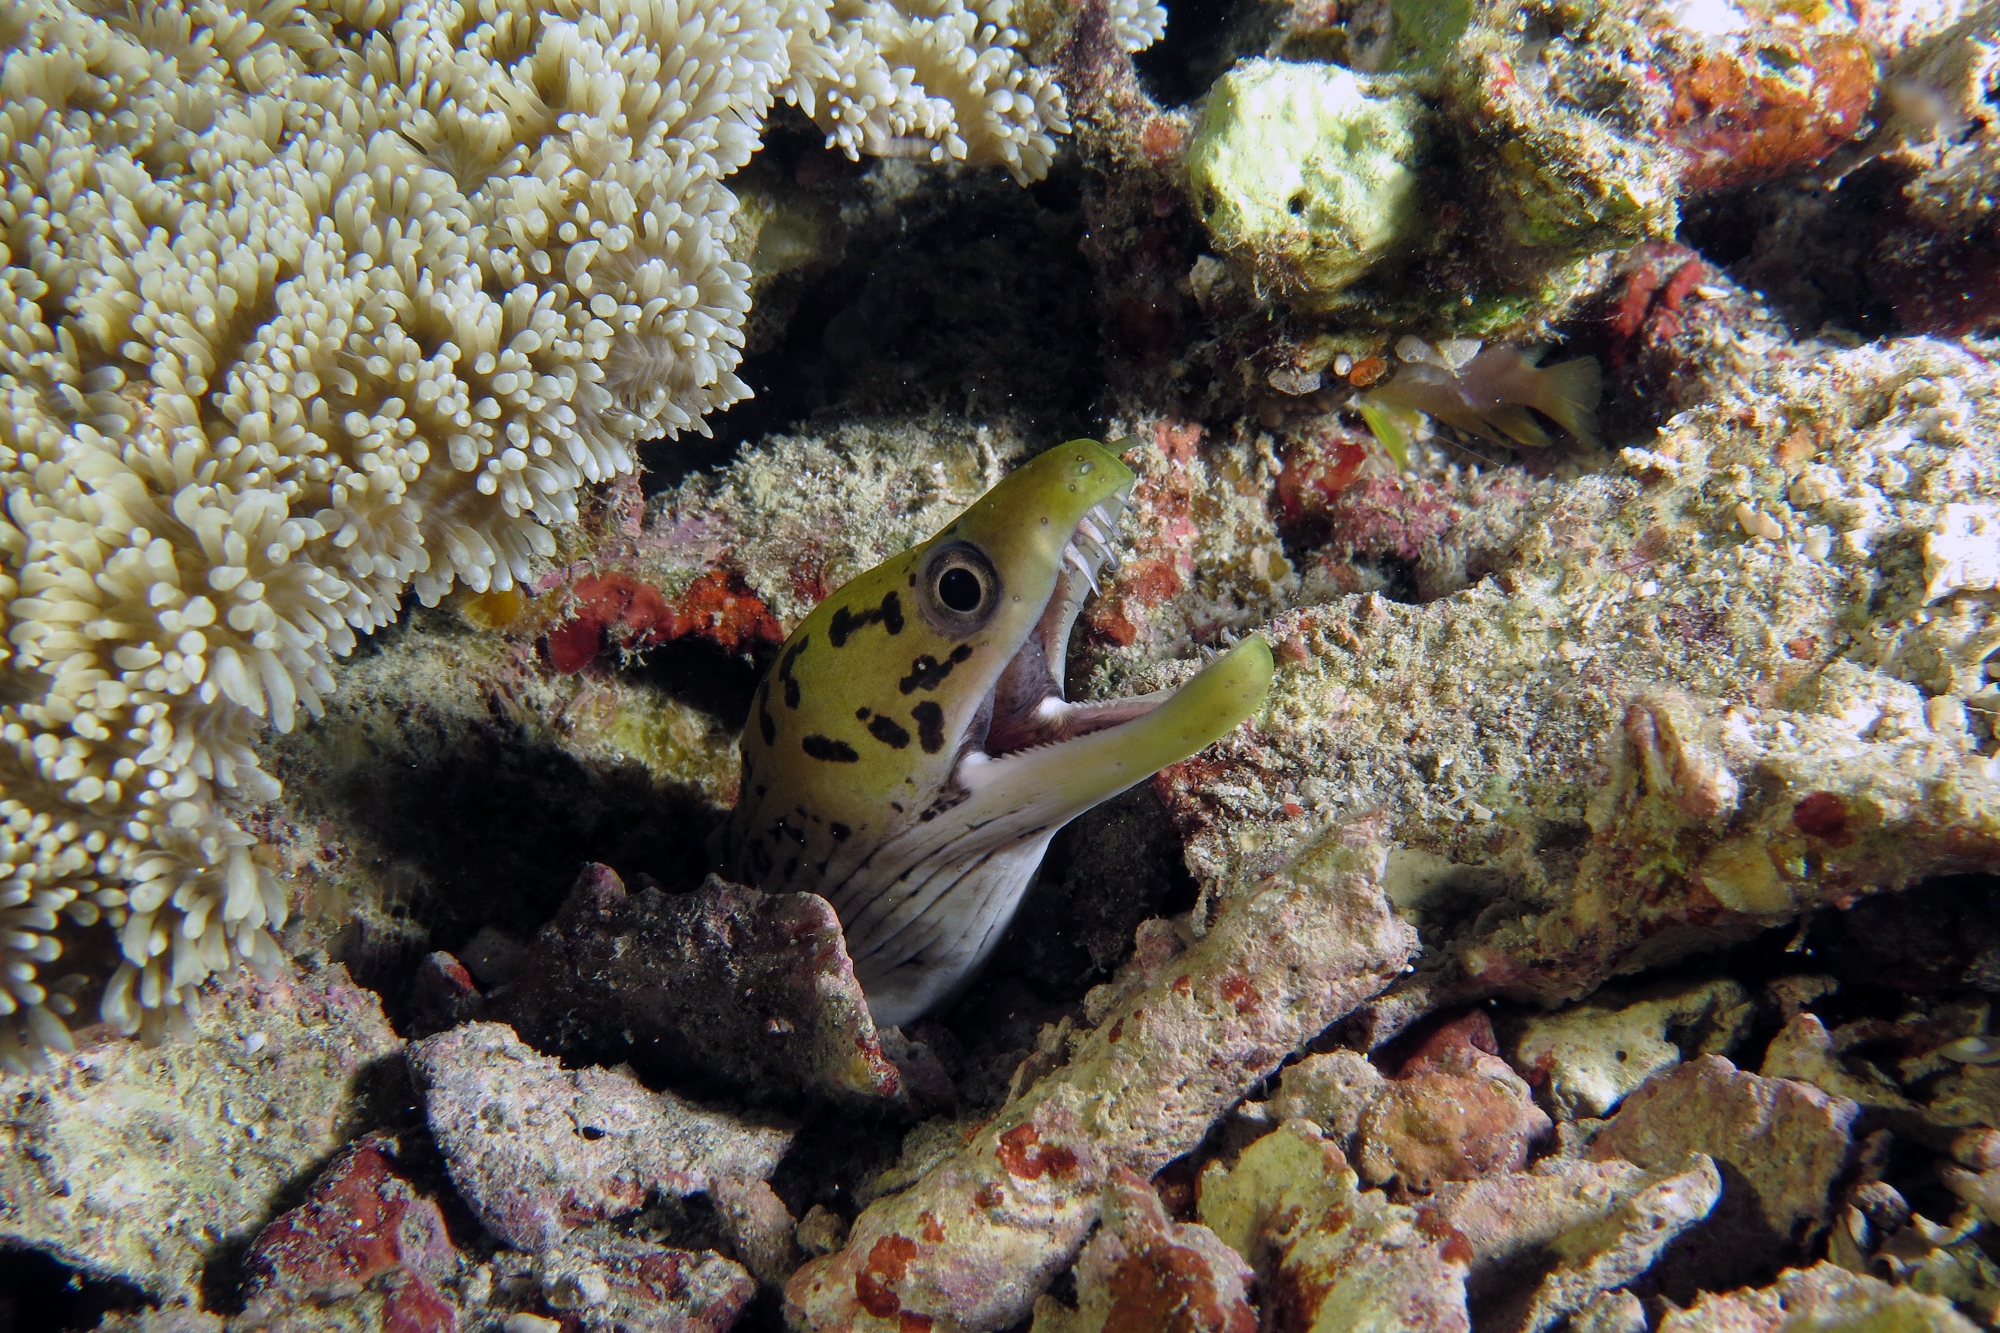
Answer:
[
  {"left": 1357, "top": 1012, "right": 1553, "bottom": 1194},
  {"left": 545, "top": 570, "right": 785, "bottom": 672},
  {"left": 237, "top": 1135, "right": 463, "bottom": 1333}
]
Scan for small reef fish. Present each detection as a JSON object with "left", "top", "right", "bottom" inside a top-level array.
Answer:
[
  {"left": 1354, "top": 337, "right": 1602, "bottom": 465},
  {"left": 719, "top": 440, "right": 1273, "bottom": 1027}
]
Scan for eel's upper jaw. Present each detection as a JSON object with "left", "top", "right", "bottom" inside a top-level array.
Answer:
[
  {"left": 981, "top": 490, "right": 1149, "bottom": 759},
  {"left": 960, "top": 480, "right": 1276, "bottom": 828}
]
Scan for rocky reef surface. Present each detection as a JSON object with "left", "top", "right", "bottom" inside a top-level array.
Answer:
[{"left": 5, "top": 0, "right": 2000, "bottom": 1329}]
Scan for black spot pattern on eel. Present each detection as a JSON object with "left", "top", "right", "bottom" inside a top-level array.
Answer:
[
  {"left": 867, "top": 714, "right": 911, "bottom": 748},
  {"left": 802, "top": 734, "right": 859, "bottom": 762},
  {"left": 912, "top": 701, "right": 946, "bottom": 754},
  {"left": 899, "top": 643, "right": 973, "bottom": 694},
  {"left": 828, "top": 591, "right": 904, "bottom": 647},
  {"left": 754, "top": 681, "right": 776, "bottom": 745},
  {"left": 778, "top": 636, "right": 808, "bottom": 708}
]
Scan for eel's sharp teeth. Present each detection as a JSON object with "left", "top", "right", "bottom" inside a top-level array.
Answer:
[{"left": 1065, "top": 543, "right": 1101, "bottom": 594}]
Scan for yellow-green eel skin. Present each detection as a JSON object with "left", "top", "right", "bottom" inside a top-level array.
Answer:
[{"left": 720, "top": 439, "right": 1273, "bottom": 1026}]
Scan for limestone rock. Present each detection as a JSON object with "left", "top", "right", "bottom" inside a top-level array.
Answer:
[
  {"left": 1654, "top": 1261, "right": 1979, "bottom": 1332},
  {"left": 481, "top": 865, "right": 909, "bottom": 1107},
  {"left": 1030, "top": 1167, "right": 1256, "bottom": 1333},
  {"left": 0, "top": 959, "right": 401, "bottom": 1299},
  {"left": 1508, "top": 978, "right": 1753, "bottom": 1119},
  {"left": 411, "top": 1022, "right": 793, "bottom": 1272},
  {"left": 1592, "top": 1056, "right": 1859, "bottom": 1296}
]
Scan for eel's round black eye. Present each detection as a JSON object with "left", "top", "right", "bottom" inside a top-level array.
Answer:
[
  {"left": 918, "top": 542, "right": 1000, "bottom": 630},
  {"left": 938, "top": 566, "right": 981, "bottom": 612}
]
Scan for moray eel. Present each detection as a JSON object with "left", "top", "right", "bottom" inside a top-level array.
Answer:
[{"left": 719, "top": 439, "right": 1274, "bottom": 1028}]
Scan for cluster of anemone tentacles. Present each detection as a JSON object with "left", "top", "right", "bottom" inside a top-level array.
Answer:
[{"left": 0, "top": 0, "right": 1163, "bottom": 1069}]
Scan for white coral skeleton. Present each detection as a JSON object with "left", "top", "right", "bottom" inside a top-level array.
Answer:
[{"left": 0, "top": 0, "right": 1165, "bottom": 1069}]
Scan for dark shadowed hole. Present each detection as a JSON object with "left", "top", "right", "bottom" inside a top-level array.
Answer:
[
  {"left": 1133, "top": 0, "right": 1256, "bottom": 105},
  {"left": 623, "top": 636, "right": 770, "bottom": 732},
  {"left": 641, "top": 154, "right": 1099, "bottom": 493},
  {"left": 0, "top": 1250, "right": 148, "bottom": 1333}
]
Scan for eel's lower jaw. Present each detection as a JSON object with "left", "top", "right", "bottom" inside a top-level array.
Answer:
[{"left": 952, "top": 634, "right": 1276, "bottom": 826}]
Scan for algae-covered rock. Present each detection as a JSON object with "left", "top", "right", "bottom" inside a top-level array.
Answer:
[
  {"left": 1146, "top": 336, "right": 2000, "bottom": 1028},
  {"left": 1655, "top": 1261, "right": 1980, "bottom": 1332},
  {"left": 1507, "top": 978, "right": 1754, "bottom": 1119},
  {"left": 0, "top": 959, "right": 402, "bottom": 1300},
  {"left": 1029, "top": 1167, "right": 1257, "bottom": 1333},
  {"left": 1592, "top": 1057, "right": 1860, "bottom": 1297},
  {"left": 1188, "top": 59, "right": 1431, "bottom": 309}
]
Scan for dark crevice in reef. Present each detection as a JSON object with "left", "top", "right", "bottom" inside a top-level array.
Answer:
[
  {"left": 1131, "top": 0, "right": 1259, "bottom": 106},
  {"left": 265, "top": 620, "right": 732, "bottom": 1034},
  {"left": 1677, "top": 169, "right": 1907, "bottom": 339},
  {"left": 0, "top": 1250, "right": 150, "bottom": 1333},
  {"left": 640, "top": 141, "right": 1102, "bottom": 494},
  {"left": 622, "top": 636, "right": 770, "bottom": 734}
]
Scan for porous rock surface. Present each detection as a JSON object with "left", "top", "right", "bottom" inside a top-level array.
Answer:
[
  {"left": 479, "top": 865, "right": 909, "bottom": 1107},
  {"left": 784, "top": 825, "right": 1415, "bottom": 1332},
  {"left": 1356, "top": 1011, "right": 1553, "bottom": 1192},
  {"left": 533, "top": 1234, "right": 756, "bottom": 1333},
  {"left": 1506, "top": 977, "right": 1755, "bottom": 1119},
  {"left": 0, "top": 959, "right": 401, "bottom": 1300},
  {"left": 1029, "top": 1166, "right": 1257, "bottom": 1333},
  {"left": 1654, "top": 1261, "right": 1981, "bottom": 1332},
  {"left": 1431, "top": 1153, "right": 1723, "bottom": 1333},
  {"left": 1145, "top": 338, "right": 2000, "bottom": 1032},
  {"left": 232, "top": 1134, "right": 462, "bottom": 1333},
  {"left": 1591, "top": 1056, "right": 1860, "bottom": 1297},
  {"left": 410, "top": 1022, "right": 793, "bottom": 1262},
  {"left": 1198, "top": 1114, "right": 1721, "bottom": 1333}
]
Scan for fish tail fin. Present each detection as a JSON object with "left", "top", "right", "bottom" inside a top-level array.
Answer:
[
  {"left": 1358, "top": 401, "right": 1420, "bottom": 468},
  {"left": 1533, "top": 357, "right": 1602, "bottom": 447},
  {"left": 1483, "top": 404, "right": 1554, "bottom": 450}
]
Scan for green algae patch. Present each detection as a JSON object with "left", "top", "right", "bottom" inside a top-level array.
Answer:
[{"left": 1188, "top": 60, "right": 1432, "bottom": 311}]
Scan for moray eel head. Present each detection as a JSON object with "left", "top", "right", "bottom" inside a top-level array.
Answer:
[{"left": 720, "top": 439, "right": 1274, "bottom": 1027}]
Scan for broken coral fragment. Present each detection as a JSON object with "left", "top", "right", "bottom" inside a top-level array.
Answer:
[
  {"left": 1199, "top": 1117, "right": 1718, "bottom": 1333},
  {"left": 1200, "top": 1116, "right": 1474, "bottom": 1333},
  {"left": 1154, "top": 337, "right": 2000, "bottom": 1036},
  {"left": 1430, "top": 1153, "right": 1721, "bottom": 1333},
  {"left": 1506, "top": 977, "right": 1753, "bottom": 1119},
  {"left": 533, "top": 1234, "right": 756, "bottom": 1333},
  {"left": 1198, "top": 1117, "right": 1358, "bottom": 1278},
  {"left": 1188, "top": 60, "right": 1430, "bottom": 308},
  {"left": 1030, "top": 1167, "right": 1257, "bottom": 1333},
  {"left": 1654, "top": 1261, "right": 1980, "bottom": 1332},
  {"left": 784, "top": 826, "right": 1414, "bottom": 1331},
  {"left": 409, "top": 1022, "right": 793, "bottom": 1256},
  {"left": 1355, "top": 1011, "right": 1553, "bottom": 1191},
  {"left": 236, "top": 1133, "right": 464, "bottom": 1333},
  {"left": 481, "top": 866, "right": 909, "bottom": 1107},
  {"left": 1592, "top": 1057, "right": 1859, "bottom": 1297},
  {"left": 0, "top": 958, "right": 400, "bottom": 1300}
]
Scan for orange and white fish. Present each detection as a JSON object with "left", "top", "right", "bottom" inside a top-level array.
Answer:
[{"left": 1355, "top": 340, "right": 1601, "bottom": 464}]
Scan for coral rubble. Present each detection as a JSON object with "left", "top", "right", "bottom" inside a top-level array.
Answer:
[
  {"left": 1154, "top": 337, "right": 2000, "bottom": 1025},
  {"left": 473, "top": 865, "right": 918, "bottom": 1108},
  {"left": 0, "top": 957, "right": 400, "bottom": 1299},
  {"left": 410, "top": 1021, "right": 794, "bottom": 1263},
  {"left": 785, "top": 826, "right": 1414, "bottom": 1330}
]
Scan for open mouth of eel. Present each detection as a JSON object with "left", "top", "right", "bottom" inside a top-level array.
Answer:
[{"left": 967, "top": 487, "right": 1172, "bottom": 764}]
